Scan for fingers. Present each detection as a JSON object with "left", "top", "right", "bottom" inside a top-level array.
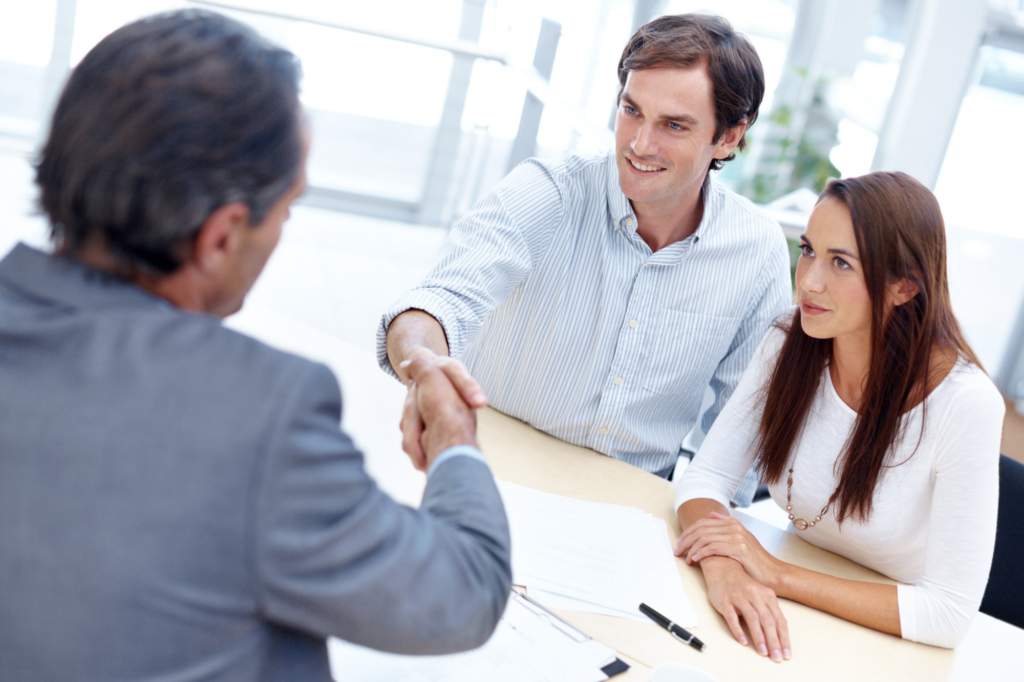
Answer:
[
  {"left": 739, "top": 593, "right": 789, "bottom": 663},
  {"left": 677, "top": 519, "right": 742, "bottom": 557},
  {"left": 687, "top": 534, "right": 746, "bottom": 564},
  {"left": 399, "top": 383, "right": 427, "bottom": 471},
  {"left": 721, "top": 607, "right": 750, "bottom": 647},
  {"left": 757, "top": 604, "right": 784, "bottom": 663},
  {"left": 435, "top": 357, "right": 487, "bottom": 408},
  {"left": 738, "top": 602, "right": 769, "bottom": 658},
  {"left": 688, "top": 539, "right": 725, "bottom": 565},
  {"left": 400, "top": 358, "right": 443, "bottom": 391},
  {"left": 399, "top": 359, "right": 477, "bottom": 462},
  {"left": 770, "top": 598, "right": 792, "bottom": 660},
  {"left": 397, "top": 346, "right": 438, "bottom": 384},
  {"left": 676, "top": 514, "right": 740, "bottom": 554},
  {"left": 400, "top": 348, "right": 487, "bottom": 408},
  {"left": 403, "top": 358, "right": 474, "bottom": 408},
  {"left": 705, "top": 564, "right": 792, "bottom": 663}
]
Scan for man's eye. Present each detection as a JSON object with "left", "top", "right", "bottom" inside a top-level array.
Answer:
[
  {"left": 668, "top": 122, "right": 683, "bottom": 131},
  {"left": 624, "top": 106, "right": 638, "bottom": 115}
]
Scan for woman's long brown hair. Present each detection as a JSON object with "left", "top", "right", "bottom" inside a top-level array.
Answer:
[{"left": 754, "top": 172, "right": 981, "bottom": 525}]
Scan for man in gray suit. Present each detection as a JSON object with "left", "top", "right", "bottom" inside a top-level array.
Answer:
[{"left": 0, "top": 10, "right": 511, "bottom": 681}]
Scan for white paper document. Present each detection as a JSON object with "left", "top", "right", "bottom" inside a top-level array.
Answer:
[
  {"left": 328, "top": 593, "right": 617, "bottom": 682},
  {"left": 497, "top": 481, "right": 698, "bottom": 628}
]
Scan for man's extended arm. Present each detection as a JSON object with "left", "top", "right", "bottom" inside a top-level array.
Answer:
[
  {"left": 252, "top": 361, "right": 511, "bottom": 655},
  {"left": 376, "top": 159, "right": 565, "bottom": 381},
  {"left": 380, "top": 159, "right": 565, "bottom": 464}
]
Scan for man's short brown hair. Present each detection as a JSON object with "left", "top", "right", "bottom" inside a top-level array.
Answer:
[{"left": 617, "top": 13, "right": 765, "bottom": 171}]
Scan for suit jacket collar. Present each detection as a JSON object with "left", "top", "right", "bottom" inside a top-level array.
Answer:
[{"left": 0, "top": 243, "right": 169, "bottom": 313}]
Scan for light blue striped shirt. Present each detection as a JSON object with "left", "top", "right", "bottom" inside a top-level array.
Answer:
[{"left": 378, "top": 151, "right": 791, "bottom": 505}]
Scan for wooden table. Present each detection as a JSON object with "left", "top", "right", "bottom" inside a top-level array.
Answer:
[{"left": 476, "top": 407, "right": 1024, "bottom": 682}]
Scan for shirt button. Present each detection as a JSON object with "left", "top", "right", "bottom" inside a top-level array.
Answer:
[
  {"left": 629, "top": 319, "right": 638, "bottom": 328},
  {"left": 644, "top": 263, "right": 652, "bottom": 268},
  {"left": 597, "top": 427, "right": 609, "bottom": 435},
  {"left": 613, "top": 377, "right": 623, "bottom": 385}
]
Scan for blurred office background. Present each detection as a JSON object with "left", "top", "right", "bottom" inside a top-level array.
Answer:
[{"left": 3, "top": 0, "right": 1024, "bottom": 509}]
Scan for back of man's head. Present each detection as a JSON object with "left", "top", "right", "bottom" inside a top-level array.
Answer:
[
  {"left": 617, "top": 13, "right": 764, "bottom": 171},
  {"left": 36, "top": 10, "right": 302, "bottom": 275}
]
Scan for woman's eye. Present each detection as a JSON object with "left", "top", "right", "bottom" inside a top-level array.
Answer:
[
  {"left": 833, "top": 257, "right": 849, "bottom": 269},
  {"left": 800, "top": 244, "right": 813, "bottom": 256}
]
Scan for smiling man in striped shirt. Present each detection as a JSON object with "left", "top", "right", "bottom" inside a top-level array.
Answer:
[{"left": 378, "top": 14, "right": 791, "bottom": 506}]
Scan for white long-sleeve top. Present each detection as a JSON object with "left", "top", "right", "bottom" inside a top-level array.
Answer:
[{"left": 675, "top": 311, "right": 1004, "bottom": 648}]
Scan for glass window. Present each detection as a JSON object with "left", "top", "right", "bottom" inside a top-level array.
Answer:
[
  {"left": 935, "top": 45, "right": 1024, "bottom": 371},
  {"left": 0, "top": 2, "right": 57, "bottom": 68}
]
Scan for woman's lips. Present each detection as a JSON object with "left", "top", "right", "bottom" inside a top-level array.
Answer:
[{"left": 800, "top": 300, "right": 829, "bottom": 316}]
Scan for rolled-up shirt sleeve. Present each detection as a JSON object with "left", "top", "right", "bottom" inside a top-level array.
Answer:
[{"left": 376, "top": 160, "right": 564, "bottom": 379}]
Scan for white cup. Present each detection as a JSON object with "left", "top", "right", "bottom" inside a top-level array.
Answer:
[{"left": 648, "top": 662, "right": 719, "bottom": 682}]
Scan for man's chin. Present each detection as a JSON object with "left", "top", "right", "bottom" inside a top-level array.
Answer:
[
  {"left": 618, "top": 178, "right": 664, "bottom": 205},
  {"left": 217, "top": 297, "right": 246, "bottom": 320}
]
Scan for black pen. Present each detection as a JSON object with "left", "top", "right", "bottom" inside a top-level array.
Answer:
[{"left": 639, "top": 603, "right": 706, "bottom": 652}]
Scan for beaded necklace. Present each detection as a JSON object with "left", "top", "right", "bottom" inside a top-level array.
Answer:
[{"left": 785, "top": 467, "right": 831, "bottom": 531}]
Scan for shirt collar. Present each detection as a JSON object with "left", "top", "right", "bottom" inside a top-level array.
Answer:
[
  {"left": 0, "top": 242, "right": 169, "bottom": 313},
  {"left": 695, "top": 173, "right": 721, "bottom": 244},
  {"left": 605, "top": 150, "right": 722, "bottom": 247},
  {"left": 605, "top": 151, "right": 635, "bottom": 232}
]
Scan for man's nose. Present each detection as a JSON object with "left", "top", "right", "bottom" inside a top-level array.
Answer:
[{"left": 631, "top": 123, "right": 658, "bottom": 157}]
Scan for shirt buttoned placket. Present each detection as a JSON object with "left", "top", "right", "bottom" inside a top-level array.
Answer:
[
  {"left": 590, "top": 214, "right": 676, "bottom": 455},
  {"left": 590, "top": 216, "right": 697, "bottom": 461}
]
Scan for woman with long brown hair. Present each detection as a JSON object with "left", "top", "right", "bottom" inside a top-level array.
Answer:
[{"left": 673, "top": 171, "right": 1004, "bottom": 661}]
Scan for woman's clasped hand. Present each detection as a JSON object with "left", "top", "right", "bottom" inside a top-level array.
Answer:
[
  {"left": 676, "top": 512, "right": 783, "bottom": 586},
  {"left": 676, "top": 514, "right": 792, "bottom": 662}
]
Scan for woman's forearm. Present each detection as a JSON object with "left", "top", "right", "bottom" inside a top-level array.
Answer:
[
  {"left": 773, "top": 562, "right": 901, "bottom": 637},
  {"left": 679, "top": 498, "right": 901, "bottom": 638}
]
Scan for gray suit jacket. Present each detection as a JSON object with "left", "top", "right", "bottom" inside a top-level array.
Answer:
[{"left": 0, "top": 244, "right": 512, "bottom": 681}]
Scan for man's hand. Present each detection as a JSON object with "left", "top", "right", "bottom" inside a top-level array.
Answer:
[
  {"left": 398, "top": 345, "right": 487, "bottom": 408},
  {"left": 386, "top": 310, "right": 487, "bottom": 467},
  {"left": 399, "top": 358, "right": 478, "bottom": 471},
  {"left": 396, "top": 345, "right": 486, "bottom": 468}
]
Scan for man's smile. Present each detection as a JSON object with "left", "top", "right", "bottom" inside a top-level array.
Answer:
[{"left": 627, "top": 157, "right": 665, "bottom": 173}]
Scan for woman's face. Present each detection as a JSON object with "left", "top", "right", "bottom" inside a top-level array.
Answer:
[{"left": 796, "top": 198, "right": 873, "bottom": 343}]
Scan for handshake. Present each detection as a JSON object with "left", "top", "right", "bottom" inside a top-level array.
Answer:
[{"left": 397, "top": 349, "right": 489, "bottom": 471}]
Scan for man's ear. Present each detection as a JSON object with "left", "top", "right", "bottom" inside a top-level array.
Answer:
[
  {"left": 712, "top": 120, "right": 747, "bottom": 160},
  {"left": 192, "top": 202, "right": 250, "bottom": 274},
  {"left": 888, "top": 277, "right": 921, "bottom": 307}
]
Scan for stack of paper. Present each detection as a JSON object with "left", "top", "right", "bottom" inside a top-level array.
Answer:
[
  {"left": 328, "top": 593, "right": 618, "bottom": 682},
  {"left": 498, "top": 481, "right": 698, "bottom": 627}
]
